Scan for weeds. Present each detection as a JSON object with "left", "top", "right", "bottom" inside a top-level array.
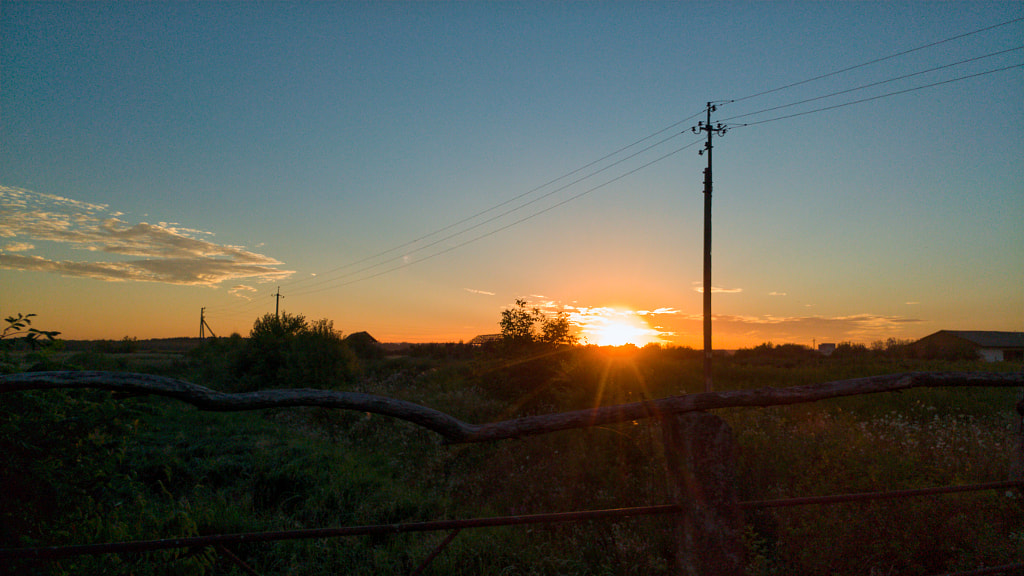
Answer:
[{"left": 1, "top": 344, "right": 1021, "bottom": 575}]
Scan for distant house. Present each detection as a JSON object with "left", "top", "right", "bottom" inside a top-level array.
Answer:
[
  {"left": 469, "top": 334, "right": 502, "bottom": 347},
  {"left": 912, "top": 330, "right": 1024, "bottom": 362},
  {"left": 344, "top": 331, "right": 379, "bottom": 345},
  {"left": 817, "top": 343, "right": 837, "bottom": 356},
  {"left": 344, "top": 331, "right": 383, "bottom": 358}
]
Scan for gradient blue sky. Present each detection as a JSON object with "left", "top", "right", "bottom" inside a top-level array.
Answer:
[{"left": 3, "top": 2, "right": 1022, "bottom": 347}]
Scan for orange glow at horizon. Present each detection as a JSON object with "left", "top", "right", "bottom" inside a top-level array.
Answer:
[{"left": 575, "top": 309, "right": 663, "bottom": 347}]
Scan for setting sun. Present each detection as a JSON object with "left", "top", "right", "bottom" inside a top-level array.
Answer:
[{"left": 579, "top": 312, "right": 662, "bottom": 347}]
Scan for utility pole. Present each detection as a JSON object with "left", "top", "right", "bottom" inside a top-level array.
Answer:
[
  {"left": 692, "top": 102, "right": 728, "bottom": 393},
  {"left": 274, "top": 286, "right": 283, "bottom": 319},
  {"left": 199, "top": 307, "right": 216, "bottom": 339}
]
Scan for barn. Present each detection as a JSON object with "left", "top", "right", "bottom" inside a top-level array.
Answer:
[
  {"left": 913, "top": 330, "right": 1024, "bottom": 362},
  {"left": 469, "top": 334, "right": 502, "bottom": 347}
]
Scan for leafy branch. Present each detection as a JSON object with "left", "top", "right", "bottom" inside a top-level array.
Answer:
[{"left": 1, "top": 313, "right": 61, "bottom": 349}]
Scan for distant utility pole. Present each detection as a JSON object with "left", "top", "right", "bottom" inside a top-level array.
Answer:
[
  {"left": 692, "top": 102, "right": 728, "bottom": 393},
  {"left": 274, "top": 286, "right": 284, "bottom": 319},
  {"left": 199, "top": 307, "right": 216, "bottom": 339}
]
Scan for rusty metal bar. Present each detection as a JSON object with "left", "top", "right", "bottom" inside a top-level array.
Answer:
[
  {"left": 5, "top": 480, "right": 1021, "bottom": 562},
  {"left": 216, "top": 545, "right": 262, "bottom": 576},
  {"left": 410, "top": 529, "right": 460, "bottom": 576},
  {"left": 740, "top": 480, "right": 1023, "bottom": 509},
  {"left": 932, "top": 563, "right": 1024, "bottom": 576},
  {"left": 0, "top": 504, "right": 681, "bottom": 560}
]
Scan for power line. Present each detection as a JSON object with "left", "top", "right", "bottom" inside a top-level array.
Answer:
[
  {"left": 289, "top": 61, "right": 1024, "bottom": 307},
  {"left": 207, "top": 18, "right": 1024, "bottom": 318},
  {"left": 731, "top": 16, "right": 1024, "bottom": 104},
  {"left": 286, "top": 18, "right": 1024, "bottom": 299},
  {"left": 336, "top": 59, "right": 1023, "bottom": 298},
  {"left": 721, "top": 46, "right": 1024, "bottom": 123},
  {"left": 289, "top": 138, "right": 705, "bottom": 297},
  {"left": 286, "top": 129, "right": 695, "bottom": 298},
  {"left": 209, "top": 58, "right": 1021, "bottom": 312},
  {"left": 733, "top": 62, "right": 1023, "bottom": 128},
  {"left": 205, "top": 284, "right": 299, "bottom": 322},
  {"left": 204, "top": 119, "right": 704, "bottom": 317},
  {"left": 277, "top": 110, "right": 706, "bottom": 293},
  {"left": 291, "top": 137, "right": 704, "bottom": 296}
]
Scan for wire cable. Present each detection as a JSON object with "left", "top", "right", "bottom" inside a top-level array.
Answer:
[
  {"left": 721, "top": 46, "right": 1024, "bottom": 123},
  {"left": 730, "top": 16, "right": 1023, "bottom": 104},
  {"left": 285, "top": 129, "right": 693, "bottom": 297},
  {"left": 276, "top": 110, "right": 706, "bottom": 293},
  {"left": 290, "top": 138, "right": 705, "bottom": 296},
  {"left": 202, "top": 110, "right": 704, "bottom": 317},
  {"left": 208, "top": 17, "right": 1024, "bottom": 316},
  {"left": 205, "top": 118, "right": 705, "bottom": 317},
  {"left": 734, "top": 62, "right": 1023, "bottom": 128},
  {"left": 211, "top": 55, "right": 1023, "bottom": 314}
]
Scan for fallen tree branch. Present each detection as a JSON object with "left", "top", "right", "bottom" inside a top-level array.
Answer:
[
  {"left": 1, "top": 371, "right": 1021, "bottom": 443},
  {"left": 0, "top": 371, "right": 475, "bottom": 440}
]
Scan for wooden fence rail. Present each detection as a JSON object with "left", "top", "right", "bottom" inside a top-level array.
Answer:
[
  {"left": 2, "top": 370, "right": 1022, "bottom": 575},
  {"left": 2, "top": 370, "right": 1021, "bottom": 443}
]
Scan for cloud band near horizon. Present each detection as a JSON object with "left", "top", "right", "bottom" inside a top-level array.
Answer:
[
  {"left": 0, "top": 185, "right": 293, "bottom": 286},
  {"left": 528, "top": 298, "right": 922, "bottom": 347}
]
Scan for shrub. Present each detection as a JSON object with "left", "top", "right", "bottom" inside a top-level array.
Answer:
[
  {"left": 225, "top": 313, "right": 359, "bottom": 392},
  {"left": 499, "top": 299, "right": 578, "bottom": 352},
  {"left": 95, "top": 336, "right": 139, "bottom": 354},
  {"left": 733, "top": 342, "right": 819, "bottom": 367}
]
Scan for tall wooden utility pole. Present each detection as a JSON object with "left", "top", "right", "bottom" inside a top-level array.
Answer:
[
  {"left": 274, "top": 286, "right": 283, "bottom": 319},
  {"left": 693, "top": 103, "right": 727, "bottom": 393},
  {"left": 199, "top": 307, "right": 216, "bottom": 339}
]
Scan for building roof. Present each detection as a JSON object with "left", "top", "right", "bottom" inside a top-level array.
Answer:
[
  {"left": 344, "top": 331, "right": 379, "bottom": 344},
  {"left": 925, "top": 330, "right": 1024, "bottom": 349}
]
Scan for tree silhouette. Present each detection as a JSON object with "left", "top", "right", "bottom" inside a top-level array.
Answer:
[
  {"left": 230, "top": 312, "right": 357, "bottom": 391},
  {"left": 541, "top": 311, "right": 576, "bottom": 346},
  {"left": 499, "top": 299, "right": 576, "bottom": 348},
  {"left": 500, "top": 299, "right": 543, "bottom": 346}
]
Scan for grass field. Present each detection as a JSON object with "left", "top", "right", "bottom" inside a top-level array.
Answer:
[{"left": 1, "top": 342, "right": 1021, "bottom": 575}]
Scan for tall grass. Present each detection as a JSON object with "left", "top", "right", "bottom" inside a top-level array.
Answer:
[{"left": 1, "top": 344, "right": 1021, "bottom": 575}]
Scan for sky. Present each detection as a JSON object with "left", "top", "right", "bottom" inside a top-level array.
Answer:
[{"left": 2, "top": 1, "right": 1022, "bottom": 349}]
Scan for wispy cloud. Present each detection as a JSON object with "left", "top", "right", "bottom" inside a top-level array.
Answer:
[
  {"left": 693, "top": 286, "right": 743, "bottom": 294},
  {"left": 229, "top": 284, "right": 259, "bottom": 300},
  {"left": 465, "top": 288, "right": 495, "bottom": 296},
  {"left": 0, "top": 185, "right": 293, "bottom": 285},
  {"left": 712, "top": 313, "right": 921, "bottom": 329},
  {"left": 768, "top": 291, "right": 787, "bottom": 296},
  {"left": 1, "top": 242, "right": 34, "bottom": 252},
  {"left": 693, "top": 313, "right": 924, "bottom": 345},
  {"left": 637, "top": 307, "right": 680, "bottom": 316}
]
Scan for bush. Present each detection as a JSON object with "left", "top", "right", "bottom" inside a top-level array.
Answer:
[
  {"left": 224, "top": 313, "right": 359, "bottom": 392},
  {"left": 733, "top": 342, "right": 819, "bottom": 367},
  {"left": 95, "top": 336, "right": 139, "bottom": 354},
  {"left": 499, "top": 299, "right": 578, "bottom": 352}
]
